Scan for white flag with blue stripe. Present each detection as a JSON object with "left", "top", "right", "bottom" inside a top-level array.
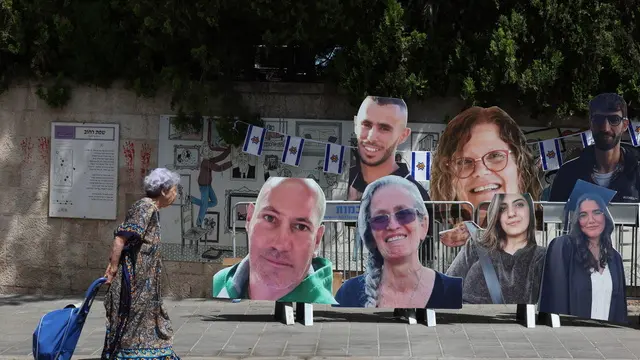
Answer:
[
  {"left": 628, "top": 120, "right": 640, "bottom": 147},
  {"left": 242, "top": 125, "right": 266, "bottom": 156},
  {"left": 580, "top": 130, "right": 594, "bottom": 148},
  {"left": 539, "top": 138, "right": 563, "bottom": 171},
  {"left": 411, "top": 151, "right": 431, "bottom": 181},
  {"left": 281, "top": 136, "right": 305, "bottom": 167},
  {"left": 323, "top": 143, "right": 345, "bottom": 174}
]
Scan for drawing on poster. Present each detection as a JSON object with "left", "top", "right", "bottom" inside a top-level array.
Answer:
[
  {"left": 207, "top": 118, "right": 228, "bottom": 150},
  {"left": 53, "top": 149, "right": 74, "bottom": 187},
  {"left": 263, "top": 119, "right": 289, "bottom": 151},
  {"left": 295, "top": 121, "right": 342, "bottom": 155},
  {"left": 411, "top": 132, "right": 439, "bottom": 151},
  {"left": 168, "top": 116, "right": 204, "bottom": 141},
  {"left": 172, "top": 174, "right": 191, "bottom": 206},
  {"left": 225, "top": 188, "right": 259, "bottom": 231},
  {"left": 231, "top": 147, "right": 257, "bottom": 180},
  {"left": 263, "top": 154, "right": 284, "bottom": 181},
  {"left": 202, "top": 211, "right": 220, "bottom": 242},
  {"left": 174, "top": 144, "right": 200, "bottom": 170}
]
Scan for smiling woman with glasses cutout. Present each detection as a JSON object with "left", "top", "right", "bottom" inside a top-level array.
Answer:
[
  {"left": 333, "top": 175, "right": 463, "bottom": 309},
  {"left": 429, "top": 106, "right": 542, "bottom": 248}
]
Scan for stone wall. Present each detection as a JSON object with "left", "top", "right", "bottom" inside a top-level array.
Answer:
[{"left": 0, "top": 81, "right": 580, "bottom": 298}]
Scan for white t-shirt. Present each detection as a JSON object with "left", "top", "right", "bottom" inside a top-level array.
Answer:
[
  {"left": 592, "top": 171, "right": 614, "bottom": 188},
  {"left": 590, "top": 266, "right": 613, "bottom": 321}
]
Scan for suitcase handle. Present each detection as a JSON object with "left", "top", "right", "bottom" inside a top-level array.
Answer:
[{"left": 79, "top": 277, "right": 107, "bottom": 316}]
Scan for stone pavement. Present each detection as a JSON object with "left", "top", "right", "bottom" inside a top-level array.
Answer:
[{"left": 0, "top": 295, "right": 639, "bottom": 360}]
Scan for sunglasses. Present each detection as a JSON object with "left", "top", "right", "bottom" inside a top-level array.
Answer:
[
  {"left": 368, "top": 208, "right": 420, "bottom": 231},
  {"left": 591, "top": 114, "right": 626, "bottom": 126}
]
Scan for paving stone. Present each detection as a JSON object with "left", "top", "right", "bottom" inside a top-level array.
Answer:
[{"left": 1, "top": 298, "right": 638, "bottom": 359}]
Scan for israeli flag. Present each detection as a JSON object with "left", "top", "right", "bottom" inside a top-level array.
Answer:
[
  {"left": 242, "top": 125, "right": 266, "bottom": 156},
  {"left": 323, "top": 143, "right": 345, "bottom": 174},
  {"left": 281, "top": 135, "right": 305, "bottom": 167},
  {"left": 628, "top": 120, "right": 640, "bottom": 147},
  {"left": 411, "top": 151, "right": 431, "bottom": 181},
  {"left": 580, "top": 130, "right": 595, "bottom": 148},
  {"left": 539, "top": 138, "right": 563, "bottom": 171}
]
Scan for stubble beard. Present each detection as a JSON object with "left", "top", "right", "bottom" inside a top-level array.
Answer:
[
  {"left": 358, "top": 139, "right": 400, "bottom": 168},
  {"left": 593, "top": 131, "right": 622, "bottom": 151}
]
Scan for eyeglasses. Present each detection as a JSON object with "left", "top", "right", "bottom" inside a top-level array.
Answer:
[
  {"left": 368, "top": 208, "right": 420, "bottom": 231},
  {"left": 591, "top": 114, "right": 626, "bottom": 127},
  {"left": 449, "top": 150, "right": 511, "bottom": 179}
]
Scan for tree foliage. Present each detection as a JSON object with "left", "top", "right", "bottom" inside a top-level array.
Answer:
[{"left": 2, "top": 0, "right": 640, "bottom": 143}]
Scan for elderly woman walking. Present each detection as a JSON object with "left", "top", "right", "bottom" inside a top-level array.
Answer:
[{"left": 102, "top": 168, "right": 181, "bottom": 360}]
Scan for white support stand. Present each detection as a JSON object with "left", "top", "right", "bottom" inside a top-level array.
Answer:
[
  {"left": 538, "top": 311, "right": 561, "bottom": 328},
  {"left": 549, "top": 313, "right": 561, "bottom": 328},
  {"left": 516, "top": 304, "right": 536, "bottom": 328},
  {"left": 406, "top": 308, "right": 417, "bottom": 325},
  {"left": 295, "top": 302, "right": 314, "bottom": 326},
  {"left": 274, "top": 302, "right": 295, "bottom": 325},
  {"left": 425, "top": 309, "right": 437, "bottom": 327}
]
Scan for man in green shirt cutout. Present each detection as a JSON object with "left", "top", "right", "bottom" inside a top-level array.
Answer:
[{"left": 213, "top": 177, "right": 337, "bottom": 304}]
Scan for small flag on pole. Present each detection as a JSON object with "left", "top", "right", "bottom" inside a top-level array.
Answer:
[
  {"left": 242, "top": 125, "right": 267, "bottom": 156},
  {"left": 539, "top": 138, "right": 563, "bottom": 171},
  {"left": 281, "top": 136, "right": 305, "bottom": 167},
  {"left": 411, "top": 151, "right": 431, "bottom": 181},
  {"left": 323, "top": 143, "right": 345, "bottom": 174},
  {"left": 628, "top": 120, "right": 640, "bottom": 147},
  {"left": 580, "top": 130, "right": 594, "bottom": 148}
]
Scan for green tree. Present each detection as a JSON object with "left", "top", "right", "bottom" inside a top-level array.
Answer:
[{"left": 2, "top": 0, "right": 640, "bottom": 140}]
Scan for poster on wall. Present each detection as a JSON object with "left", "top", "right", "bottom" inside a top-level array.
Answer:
[{"left": 48, "top": 122, "right": 120, "bottom": 220}]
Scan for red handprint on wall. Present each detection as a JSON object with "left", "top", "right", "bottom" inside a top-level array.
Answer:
[
  {"left": 20, "top": 138, "right": 34, "bottom": 163},
  {"left": 123, "top": 141, "right": 135, "bottom": 187}
]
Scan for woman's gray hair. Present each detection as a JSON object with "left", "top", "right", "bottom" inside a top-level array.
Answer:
[
  {"left": 143, "top": 168, "right": 181, "bottom": 198},
  {"left": 357, "top": 175, "right": 428, "bottom": 307}
]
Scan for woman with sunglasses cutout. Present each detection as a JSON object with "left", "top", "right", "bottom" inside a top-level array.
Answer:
[
  {"left": 333, "top": 176, "right": 463, "bottom": 309},
  {"left": 445, "top": 193, "right": 546, "bottom": 304}
]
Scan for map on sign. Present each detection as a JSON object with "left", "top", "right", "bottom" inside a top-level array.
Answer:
[{"left": 53, "top": 149, "right": 74, "bottom": 187}]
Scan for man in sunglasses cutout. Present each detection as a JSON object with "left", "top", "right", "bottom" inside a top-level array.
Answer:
[{"left": 549, "top": 93, "right": 640, "bottom": 203}]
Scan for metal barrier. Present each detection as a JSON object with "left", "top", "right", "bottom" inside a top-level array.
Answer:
[
  {"left": 231, "top": 200, "right": 475, "bottom": 280},
  {"left": 474, "top": 201, "right": 640, "bottom": 288}
]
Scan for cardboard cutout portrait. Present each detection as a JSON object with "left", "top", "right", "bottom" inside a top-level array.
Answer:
[
  {"left": 444, "top": 193, "right": 546, "bottom": 305},
  {"left": 334, "top": 175, "right": 463, "bottom": 309},
  {"left": 211, "top": 177, "right": 337, "bottom": 304},
  {"left": 539, "top": 182, "right": 629, "bottom": 324},
  {"left": 547, "top": 93, "right": 640, "bottom": 203},
  {"left": 347, "top": 96, "right": 429, "bottom": 202},
  {"left": 429, "top": 106, "right": 542, "bottom": 248}
]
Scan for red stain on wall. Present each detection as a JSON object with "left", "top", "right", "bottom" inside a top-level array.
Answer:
[
  {"left": 20, "top": 138, "right": 34, "bottom": 163},
  {"left": 123, "top": 141, "right": 136, "bottom": 186},
  {"left": 140, "top": 143, "right": 151, "bottom": 183},
  {"left": 38, "top": 137, "right": 50, "bottom": 165}
]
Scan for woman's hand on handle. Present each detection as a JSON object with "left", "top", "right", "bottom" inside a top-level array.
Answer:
[
  {"left": 104, "top": 236, "right": 126, "bottom": 284},
  {"left": 104, "top": 264, "right": 117, "bottom": 284}
]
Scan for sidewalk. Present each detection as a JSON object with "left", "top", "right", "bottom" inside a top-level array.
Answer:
[{"left": 0, "top": 295, "right": 638, "bottom": 360}]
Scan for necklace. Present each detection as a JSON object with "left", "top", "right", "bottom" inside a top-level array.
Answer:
[{"left": 379, "top": 268, "right": 424, "bottom": 307}]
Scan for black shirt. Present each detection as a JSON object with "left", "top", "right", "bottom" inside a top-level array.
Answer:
[{"left": 549, "top": 144, "right": 640, "bottom": 203}]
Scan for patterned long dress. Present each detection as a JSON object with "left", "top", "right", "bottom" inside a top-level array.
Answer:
[{"left": 102, "top": 197, "right": 180, "bottom": 360}]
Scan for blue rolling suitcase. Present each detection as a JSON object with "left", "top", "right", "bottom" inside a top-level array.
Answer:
[{"left": 33, "top": 277, "right": 107, "bottom": 360}]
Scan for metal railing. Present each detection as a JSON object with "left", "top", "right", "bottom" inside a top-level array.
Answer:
[{"left": 229, "top": 200, "right": 640, "bottom": 289}]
